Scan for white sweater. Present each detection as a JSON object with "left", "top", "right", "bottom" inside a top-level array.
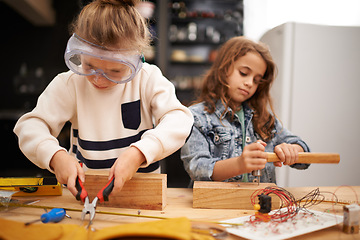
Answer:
[{"left": 14, "top": 63, "right": 193, "bottom": 172}]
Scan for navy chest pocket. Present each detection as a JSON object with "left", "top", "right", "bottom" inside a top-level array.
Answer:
[{"left": 121, "top": 100, "right": 141, "bottom": 130}]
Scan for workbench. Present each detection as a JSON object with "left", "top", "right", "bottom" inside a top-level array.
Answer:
[{"left": 1, "top": 186, "right": 359, "bottom": 239}]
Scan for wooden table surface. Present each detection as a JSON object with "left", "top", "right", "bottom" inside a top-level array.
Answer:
[{"left": 1, "top": 186, "right": 359, "bottom": 239}]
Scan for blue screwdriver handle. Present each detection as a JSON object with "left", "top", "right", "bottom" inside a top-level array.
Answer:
[{"left": 41, "top": 208, "right": 66, "bottom": 223}]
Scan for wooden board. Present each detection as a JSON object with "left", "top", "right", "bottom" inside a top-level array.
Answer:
[
  {"left": 84, "top": 171, "right": 167, "bottom": 210},
  {"left": 266, "top": 152, "right": 340, "bottom": 164},
  {"left": 3, "top": 186, "right": 360, "bottom": 239},
  {"left": 193, "top": 181, "right": 280, "bottom": 210}
]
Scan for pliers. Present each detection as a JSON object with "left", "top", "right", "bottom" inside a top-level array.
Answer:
[{"left": 75, "top": 176, "right": 115, "bottom": 227}]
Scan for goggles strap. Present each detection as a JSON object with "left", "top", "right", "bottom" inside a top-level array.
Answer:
[{"left": 141, "top": 54, "right": 145, "bottom": 63}]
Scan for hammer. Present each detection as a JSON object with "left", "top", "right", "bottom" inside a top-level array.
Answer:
[{"left": 251, "top": 152, "right": 340, "bottom": 185}]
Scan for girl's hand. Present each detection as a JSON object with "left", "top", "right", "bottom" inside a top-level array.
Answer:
[
  {"left": 273, "top": 143, "right": 304, "bottom": 166},
  {"left": 109, "top": 147, "right": 146, "bottom": 194},
  {"left": 237, "top": 140, "right": 268, "bottom": 173},
  {"left": 212, "top": 140, "right": 267, "bottom": 181},
  {"left": 50, "top": 150, "right": 85, "bottom": 197}
]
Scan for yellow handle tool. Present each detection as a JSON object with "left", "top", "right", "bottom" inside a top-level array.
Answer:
[{"left": 266, "top": 152, "right": 340, "bottom": 164}]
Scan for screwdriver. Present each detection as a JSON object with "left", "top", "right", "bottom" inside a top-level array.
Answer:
[
  {"left": 251, "top": 169, "right": 261, "bottom": 186},
  {"left": 25, "top": 208, "right": 67, "bottom": 226}
]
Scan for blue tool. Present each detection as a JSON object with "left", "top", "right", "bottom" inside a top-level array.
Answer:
[{"left": 25, "top": 208, "right": 67, "bottom": 225}]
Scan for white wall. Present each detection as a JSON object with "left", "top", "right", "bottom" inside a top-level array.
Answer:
[
  {"left": 244, "top": 0, "right": 360, "bottom": 41},
  {"left": 260, "top": 23, "right": 360, "bottom": 187},
  {"left": 243, "top": 2, "right": 360, "bottom": 187}
]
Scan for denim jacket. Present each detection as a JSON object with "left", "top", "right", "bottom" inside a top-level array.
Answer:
[{"left": 180, "top": 101, "right": 310, "bottom": 184}]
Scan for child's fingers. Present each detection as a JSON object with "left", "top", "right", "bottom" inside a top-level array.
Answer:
[
  {"left": 256, "top": 140, "right": 267, "bottom": 147},
  {"left": 273, "top": 161, "right": 283, "bottom": 167},
  {"left": 76, "top": 163, "right": 85, "bottom": 183},
  {"left": 286, "top": 146, "right": 298, "bottom": 165},
  {"left": 252, "top": 157, "right": 268, "bottom": 169},
  {"left": 245, "top": 142, "right": 265, "bottom": 152},
  {"left": 274, "top": 145, "right": 287, "bottom": 162},
  {"left": 108, "top": 167, "right": 115, "bottom": 180},
  {"left": 243, "top": 152, "right": 267, "bottom": 170},
  {"left": 66, "top": 161, "right": 85, "bottom": 197},
  {"left": 112, "top": 175, "right": 125, "bottom": 194},
  {"left": 275, "top": 144, "right": 298, "bottom": 165},
  {"left": 247, "top": 148, "right": 267, "bottom": 160},
  {"left": 66, "top": 174, "right": 78, "bottom": 197}
]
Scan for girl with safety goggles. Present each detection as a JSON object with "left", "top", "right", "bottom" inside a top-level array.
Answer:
[
  {"left": 65, "top": 32, "right": 144, "bottom": 85},
  {"left": 14, "top": 0, "right": 193, "bottom": 198}
]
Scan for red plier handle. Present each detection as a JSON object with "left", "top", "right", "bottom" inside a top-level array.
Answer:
[
  {"left": 75, "top": 176, "right": 115, "bottom": 203},
  {"left": 75, "top": 177, "right": 88, "bottom": 203},
  {"left": 96, "top": 176, "right": 115, "bottom": 203}
]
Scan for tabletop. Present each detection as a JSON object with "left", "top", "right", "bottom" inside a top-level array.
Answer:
[{"left": 1, "top": 185, "right": 359, "bottom": 239}]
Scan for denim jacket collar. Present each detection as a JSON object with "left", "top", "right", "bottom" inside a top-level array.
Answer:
[{"left": 213, "top": 100, "right": 254, "bottom": 121}]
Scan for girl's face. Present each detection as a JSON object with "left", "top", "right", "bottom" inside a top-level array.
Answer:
[
  {"left": 82, "top": 56, "right": 125, "bottom": 89},
  {"left": 226, "top": 52, "right": 267, "bottom": 106}
]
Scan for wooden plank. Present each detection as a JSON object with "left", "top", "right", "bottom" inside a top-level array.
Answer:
[
  {"left": 267, "top": 152, "right": 340, "bottom": 164},
  {"left": 84, "top": 171, "right": 167, "bottom": 210},
  {"left": 193, "top": 181, "right": 280, "bottom": 210}
]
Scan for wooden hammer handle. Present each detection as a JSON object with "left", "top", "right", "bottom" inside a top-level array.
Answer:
[{"left": 266, "top": 152, "right": 340, "bottom": 164}]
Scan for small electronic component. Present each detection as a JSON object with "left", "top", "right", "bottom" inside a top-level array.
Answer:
[
  {"left": 254, "top": 194, "right": 272, "bottom": 222},
  {"left": 258, "top": 194, "right": 271, "bottom": 213},
  {"left": 343, "top": 204, "right": 360, "bottom": 234}
]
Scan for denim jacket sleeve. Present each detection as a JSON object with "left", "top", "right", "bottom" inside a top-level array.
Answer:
[
  {"left": 180, "top": 109, "right": 221, "bottom": 181},
  {"left": 181, "top": 101, "right": 240, "bottom": 181},
  {"left": 181, "top": 124, "right": 218, "bottom": 181}
]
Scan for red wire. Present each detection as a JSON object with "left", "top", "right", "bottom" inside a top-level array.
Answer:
[
  {"left": 250, "top": 187, "right": 298, "bottom": 223},
  {"left": 248, "top": 186, "right": 359, "bottom": 232}
]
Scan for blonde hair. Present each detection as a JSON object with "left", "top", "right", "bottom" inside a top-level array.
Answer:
[
  {"left": 70, "top": 0, "right": 150, "bottom": 51},
  {"left": 198, "top": 36, "right": 277, "bottom": 141}
]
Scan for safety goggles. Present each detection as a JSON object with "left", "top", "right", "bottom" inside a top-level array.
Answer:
[{"left": 64, "top": 33, "right": 144, "bottom": 84}]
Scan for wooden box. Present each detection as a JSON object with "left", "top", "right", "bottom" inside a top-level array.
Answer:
[
  {"left": 84, "top": 171, "right": 167, "bottom": 210},
  {"left": 193, "top": 181, "right": 280, "bottom": 210}
]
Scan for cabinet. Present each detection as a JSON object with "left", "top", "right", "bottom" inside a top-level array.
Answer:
[
  {"left": 151, "top": 0, "right": 243, "bottom": 187},
  {"left": 163, "top": 0, "right": 244, "bottom": 105}
]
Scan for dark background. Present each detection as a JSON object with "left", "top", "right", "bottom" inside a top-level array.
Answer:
[
  {"left": 0, "top": 0, "right": 243, "bottom": 188},
  {"left": 0, "top": 0, "right": 80, "bottom": 178}
]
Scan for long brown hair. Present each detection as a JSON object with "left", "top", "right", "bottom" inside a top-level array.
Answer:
[
  {"left": 198, "top": 36, "right": 277, "bottom": 141},
  {"left": 70, "top": 0, "right": 150, "bottom": 51}
]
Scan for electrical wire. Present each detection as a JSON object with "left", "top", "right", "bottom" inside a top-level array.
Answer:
[
  {"left": 249, "top": 186, "right": 340, "bottom": 224},
  {"left": 248, "top": 185, "right": 360, "bottom": 235},
  {"left": 250, "top": 186, "right": 298, "bottom": 223}
]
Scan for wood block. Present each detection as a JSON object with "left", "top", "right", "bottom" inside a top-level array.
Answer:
[
  {"left": 84, "top": 171, "right": 167, "bottom": 210},
  {"left": 193, "top": 181, "right": 280, "bottom": 210}
]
